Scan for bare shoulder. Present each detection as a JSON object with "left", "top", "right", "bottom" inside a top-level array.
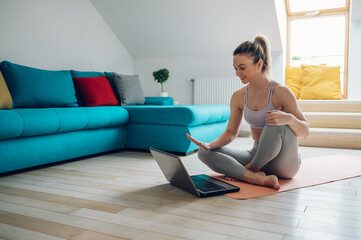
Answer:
[
  {"left": 231, "top": 87, "right": 246, "bottom": 108},
  {"left": 272, "top": 81, "right": 305, "bottom": 118},
  {"left": 232, "top": 86, "right": 246, "bottom": 99},
  {"left": 273, "top": 82, "right": 296, "bottom": 102}
]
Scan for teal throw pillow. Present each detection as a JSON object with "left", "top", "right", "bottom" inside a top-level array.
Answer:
[{"left": 0, "top": 61, "right": 78, "bottom": 108}]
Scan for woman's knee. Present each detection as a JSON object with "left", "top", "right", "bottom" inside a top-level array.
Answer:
[
  {"left": 197, "top": 148, "right": 206, "bottom": 157},
  {"left": 266, "top": 162, "right": 300, "bottom": 179},
  {"left": 263, "top": 124, "right": 282, "bottom": 133},
  {"left": 197, "top": 148, "right": 209, "bottom": 162},
  {"left": 278, "top": 168, "right": 299, "bottom": 179},
  {"left": 264, "top": 125, "right": 296, "bottom": 137},
  {"left": 197, "top": 148, "right": 218, "bottom": 165}
]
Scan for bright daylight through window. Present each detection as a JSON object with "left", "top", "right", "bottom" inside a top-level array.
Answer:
[{"left": 286, "top": 0, "right": 349, "bottom": 97}]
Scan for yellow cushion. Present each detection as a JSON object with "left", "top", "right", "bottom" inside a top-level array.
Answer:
[
  {"left": 285, "top": 66, "right": 302, "bottom": 99},
  {"left": 0, "top": 70, "right": 13, "bottom": 109},
  {"left": 300, "top": 65, "right": 342, "bottom": 100}
]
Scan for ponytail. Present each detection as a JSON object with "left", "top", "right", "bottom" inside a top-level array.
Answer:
[{"left": 233, "top": 35, "right": 271, "bottom": 76}]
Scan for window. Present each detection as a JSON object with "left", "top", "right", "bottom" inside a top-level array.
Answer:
[{"left": 285, "top": 0, "right": 350, "bottom": 98}]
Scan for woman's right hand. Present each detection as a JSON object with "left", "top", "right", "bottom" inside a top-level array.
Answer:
[{"left": 186, "top": 133, "right": 211, "bottom": 151}]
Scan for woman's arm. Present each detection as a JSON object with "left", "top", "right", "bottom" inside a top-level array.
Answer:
[
  {"left": 187, "top": 89, "right": 244, "bottom": 150},
  {"left": 264, "top": 85, "right": 309, "bottom": 139}
]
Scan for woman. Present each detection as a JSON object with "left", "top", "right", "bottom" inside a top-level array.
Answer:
[{"left": 186, "top": 35, "right": 309, "bottom": 190}]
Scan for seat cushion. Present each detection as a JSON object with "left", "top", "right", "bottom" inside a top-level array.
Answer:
[
  {"left": 123, "top": 105, "right": 230, "bottom": 126},
  {"left": 80, "top": 107, "right": 129, "bottom": 129},
  {"left": 0, "top": 110, "right": 23, "bottom": 139},
  {"left": 0, "top": 61, "right": 78, "bottom": 108},
  {"left": 0, "top": 107, "right": 129, "bottom": 140},
  {"left": 13, "top": 109, "right": 60, "bottom": 137}
]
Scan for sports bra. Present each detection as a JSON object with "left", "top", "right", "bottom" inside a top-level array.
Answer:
[{"left": 243, "top": 81, "right": 277, "bottom": 129}]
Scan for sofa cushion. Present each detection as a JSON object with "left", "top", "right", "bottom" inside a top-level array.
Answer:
[
  {"left": 13, "top": 109, "right": 60, "bottom": 137},
  {"left": 49, "top": 108, "right": 88, "bottom": 132},
  {"left": 0, "top": 110, "right": 23, "bottom": 139},
  {"left": 144, "top": 97, "right": 174, "bottom": 105},
  {"left": 0, "top": 70, "right": 13, "bottom": 110},
  {"left": 113, "top": 73, "right": 145, "bottom": 106},
  {"left": 105, "top": 72, "right": 121, "bottom": 101},
  {"left": 0, "top": 61, "right": 78, "bottom": 108},
  {"left": 0, "top": 107, "right": 129, "bottom": 140},
  {"left": 80, "top": 107, "right": 129, "bottom": 129},
  {"left": 124, "top": 105, "right": 230, "bottom": 126},
  {"left": 73, "top": 76, "right": 119, "bottom": 107},
  {"left": 70, "top": 70, "right": 105, "bottom": 78},
  {"left": 52, "top": 107, "right": 128, "bottom": 131}
]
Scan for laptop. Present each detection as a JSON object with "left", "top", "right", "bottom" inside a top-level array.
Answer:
[{"left": 150, "top": 147, "right": 240, "bottom": 197}]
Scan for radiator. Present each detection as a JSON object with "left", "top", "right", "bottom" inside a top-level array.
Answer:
[{"left": 193, "top": 77, "right": 242, "bottom": 105}]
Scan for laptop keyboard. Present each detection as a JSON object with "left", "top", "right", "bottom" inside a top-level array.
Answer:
[{"left": 191, "top": 175, "right": 226, "bottom": 192}]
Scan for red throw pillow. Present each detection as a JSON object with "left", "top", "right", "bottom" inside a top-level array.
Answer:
[{"left": 73, "top": 76, "right": 119, "bottom": 107}]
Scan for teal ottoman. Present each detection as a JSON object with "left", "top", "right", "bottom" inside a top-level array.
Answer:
[{"left": 123, "top": 105, "right": 230, "bottom": 155}]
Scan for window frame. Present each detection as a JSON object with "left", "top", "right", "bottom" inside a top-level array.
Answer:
[{"left": 285, "top": 0, "right": 350, "bottom": 99}]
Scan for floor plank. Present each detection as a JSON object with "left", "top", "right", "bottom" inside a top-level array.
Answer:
[
  {"left": 0, "top": 201, "right": 144, "bottom": 239},
  {"left": 72, "top": 208, "right": 230, "bottom": 240},
  {"left": 71, "top": 231, "right": 128, "bottom": 240},
  {"left": 0, "top": 223, "right": 66, "bottom": 240},
  {"left": 0, "top": 185, "right": 127, "bottom": 213},
  {"left": 117, "top": 207, "right": 283, "bottom": 240},
  {"left": 0, "top": 210, "right": 85, "bottom": 239}
]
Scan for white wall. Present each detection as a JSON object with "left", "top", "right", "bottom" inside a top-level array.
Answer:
[
  {"left": 135, "top": 52, "right": 284, "bottom": 105},
  {"left": 348, "top": 20, "right": 361, "bottom": 100},
  {"left": 135, "top": 55, "right": 231, "bottom": 105},
  {"left": 274, "top": 0, "right": 288, "bottom": 84},
  {"left": 0, "top": 0, "right": 133, "bottom": 73}
]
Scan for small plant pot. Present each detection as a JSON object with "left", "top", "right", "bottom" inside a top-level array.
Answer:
[{"left": 158, "top": 92, "right": 168, "bottom": 97}]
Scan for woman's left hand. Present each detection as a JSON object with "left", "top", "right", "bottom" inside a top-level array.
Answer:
[{"left": 264, "top": 107, "right": 292, "bottom": 126}]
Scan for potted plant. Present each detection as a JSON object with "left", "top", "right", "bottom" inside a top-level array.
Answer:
[{"left": 153, "top": 68, "right": 169, "bottom": 97}]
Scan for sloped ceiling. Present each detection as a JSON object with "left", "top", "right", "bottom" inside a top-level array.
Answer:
[{"left": 90, "top": 0, "right": 283, "bottom": 59}]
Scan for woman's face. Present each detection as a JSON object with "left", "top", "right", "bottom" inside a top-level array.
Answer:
[{"left": 233, "top": 53, "right": 262, "bottom": 84}]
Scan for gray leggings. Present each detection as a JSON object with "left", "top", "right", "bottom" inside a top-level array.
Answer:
[{"left": 198, "top": 125, "right": 301, "bottom": 179}]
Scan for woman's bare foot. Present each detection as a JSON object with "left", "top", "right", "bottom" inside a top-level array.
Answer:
[
  {"left": 223, "top": 175, "right": 238, "bottom": 181},
  {"left": 242, "top": 170, "right": 280, "bottom": 190},
  {"left": 245, "top": 163, "right": 261, "bottom": 172},
  {"left": 223, "top": 171, "right": 266, "bottom": 181}
]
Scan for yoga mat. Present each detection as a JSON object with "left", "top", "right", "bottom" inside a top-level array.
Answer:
[{"left": 204, "top": 154, "right": 361, "bottom": 199}]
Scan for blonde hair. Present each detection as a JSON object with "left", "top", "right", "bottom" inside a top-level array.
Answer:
[{"left": 233, "top": 35, "right": 271, "bottom": 76}]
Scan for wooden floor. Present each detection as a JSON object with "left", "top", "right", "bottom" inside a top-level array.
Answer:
[{"left": 1, "top": 137, "right": 361, "bottom": 240}]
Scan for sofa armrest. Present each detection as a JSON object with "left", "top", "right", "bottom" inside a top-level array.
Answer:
[{"left": 144, "top": 97, "right": 174, "bottom": 105}]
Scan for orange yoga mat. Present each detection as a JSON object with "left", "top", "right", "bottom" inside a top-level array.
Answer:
[{"left": 204, "top": 154, "right": 361, "bottom": 199}]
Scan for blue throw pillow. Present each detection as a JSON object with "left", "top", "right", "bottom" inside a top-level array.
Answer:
[{"left": 0, "top": 61, "right": 78, "bottom": 108}]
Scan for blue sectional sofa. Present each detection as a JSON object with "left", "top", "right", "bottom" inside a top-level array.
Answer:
[{"left": 0, "top": 61, "right": 230, "bottom": 174}]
